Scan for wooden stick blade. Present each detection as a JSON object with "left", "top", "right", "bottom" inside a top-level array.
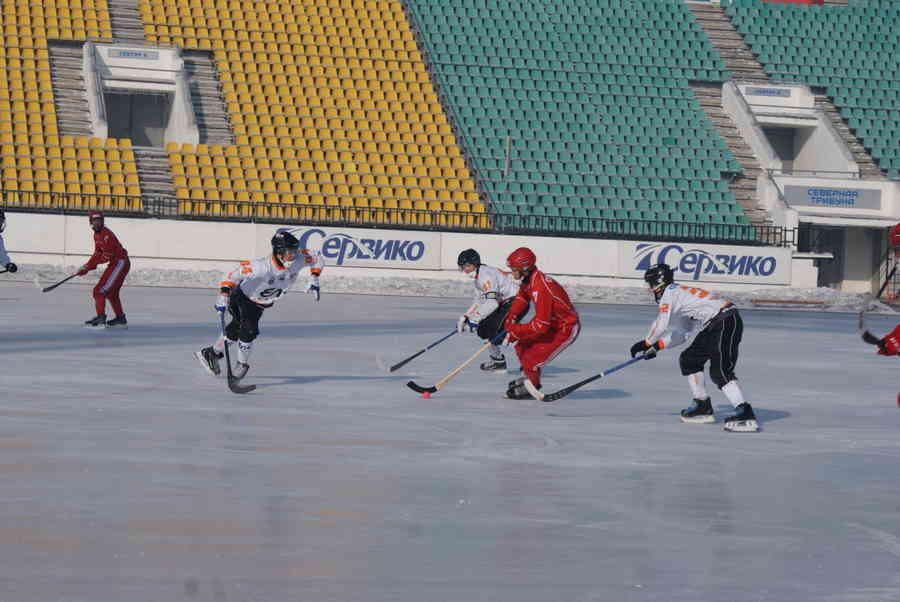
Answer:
[{"left": 407, "top": 381, "right": 437, "bottom": 394}]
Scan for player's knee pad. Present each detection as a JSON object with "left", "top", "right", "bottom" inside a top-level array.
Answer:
[
  {"left": 709, "top": 367, "right": 730, "bottom": 389},
  {"left": 679, "top": 352, "right": 704, "bottom": 376},
  {"left": 238, "top": 323, "right": 259, "bottom": 343}
]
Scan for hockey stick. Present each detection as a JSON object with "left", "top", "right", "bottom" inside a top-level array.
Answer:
[
  {"left": 525, "top": 356, "right": 645, "bottom": 402},
  {"left": 219, "top": 311, "right": 256, "bottom": 394},
  {"left": 390, "top": 330, "right": 457, "bottom": 372},
  {"left": 858, "top": 310, "right": 884, "bottom": 346},
  {"left": 407, "top": 330, "right": 506, "bottom": 395},
  {"left": 39, "top": 273, "right": 78, "bottom": 293}
]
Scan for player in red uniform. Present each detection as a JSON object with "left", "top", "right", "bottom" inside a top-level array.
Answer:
[
  {"left": 77, "top": 211, "right": 130, "bottom": 329},
  {"left": 502, "top": 247, "right": 580, "bottom": 399},
  {"left": 873, "top": 325, "right": 900, "bottom": 357}
]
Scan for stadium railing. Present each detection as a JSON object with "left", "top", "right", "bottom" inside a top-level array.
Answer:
[{"left": 0, "top": 188, "right": 796, "bottom": 247}]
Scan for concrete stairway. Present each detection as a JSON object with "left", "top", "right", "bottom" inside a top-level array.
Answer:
[
  {"left": 691, "top": 82, "right": 770, "bottom": 226},
  {"left": 686, "top": 2, "right": 769, "bottom": 84},
  {"left": 48, "top": 42, "right": 93, "bottom": 138},
  {"left": 106, "top": 0, "right": 146, "bottom": 43},
  {"left": 133, "top": 147, "right": 175, "bottom": 199},
  {"left": 813, "top": 92, "right": 885, "bottom": 181},
  {"left": 182, "top": 50, "right": 233, "bottom": 145}
]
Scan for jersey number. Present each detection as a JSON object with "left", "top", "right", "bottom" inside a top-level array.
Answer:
[
  {"left": 679, "top": 285, "right": 710, "bottom": 299},
  {"left": 259, "top": 288, "right": 284, "bottom": 299}
]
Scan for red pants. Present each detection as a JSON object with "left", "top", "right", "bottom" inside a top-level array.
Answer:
[
  {"left": 93, "top": 257, "right": 130, "bottom": 317},
  {"left": 514, "top": 321, "right": 580, "bottom": 388}
]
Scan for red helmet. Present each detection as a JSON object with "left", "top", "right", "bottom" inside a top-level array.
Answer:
[
  {"left": 890, "top": 222, "right": 900, "bottom": 250},
  {"left": 507, "top": 247, "right": 536, "bottom": 273}
]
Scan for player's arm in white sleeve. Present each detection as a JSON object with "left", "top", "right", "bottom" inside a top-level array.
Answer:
[
  {"left": 0, "top": 235, "right": 11, "bottom": 267},
  {"left": 303, "top": 249, "right": 324, "bottom": 301},
  {"left": 215, "top": 261, "right": 251, "bottom": 311},
  {"left": 645, "top": 287, "right": 675, "bottom": 347}
]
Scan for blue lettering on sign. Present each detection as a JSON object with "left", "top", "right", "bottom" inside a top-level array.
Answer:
[
  {"left": 746, "top": 87, "right": 791, "bottom": 98},
  {"left": 297, "top": 228, "right": 429, "bottom": 266},
  {"left": 806, "top": 188, "right": 858, "bottom": 207},
  {"left": 633, "top": 243, "right": 778, "bottom": 280}
]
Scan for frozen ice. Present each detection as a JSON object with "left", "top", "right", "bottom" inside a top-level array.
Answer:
[{"left": 0, "top": 280, "right": 898, "bottom": 602}]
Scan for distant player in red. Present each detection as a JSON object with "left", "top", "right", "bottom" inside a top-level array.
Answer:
[
  {"left": 77, "top": 211, "right": 130, "bottom": 329},
  {"left": 874, "top": 325, "right": 900, "bottom": 357},
  {"left": 502, "top": 247, "right": 580, "bottom": 399}
]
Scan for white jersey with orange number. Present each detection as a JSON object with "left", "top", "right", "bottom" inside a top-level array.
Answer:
[
  {"left": 463, "top": 264, "right": 520, "bottom": 323},
  {"left": 220, "top": 249, "right": 324, "bottom": 306},
  {"left": 645, "top": 283, "right": 734, "bottom": 349}
]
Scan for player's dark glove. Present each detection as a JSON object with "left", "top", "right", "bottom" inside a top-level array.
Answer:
[
  {"left": 5, "top": 262, "right": 16, "bottom": 273},
  {"left": 630, "top": 339, "right": 661, "bottom": 360}
]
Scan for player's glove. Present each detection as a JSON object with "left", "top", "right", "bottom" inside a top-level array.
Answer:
[
  {"left": 76, "top": 265, "right": 89, "bottom": 276},
  {"left": 305, "top": 277, "right": 320, "bottom": 302},
  {"left": 456, "top": 315, "right": 476, "bottom": 333},
  {"left": 630, "top": 339, "right": 661, "bottom": 360},
  {"left": 215, "top": 292, "right": 229, "bottom": 313},
  {"left": 4, "top": 262, "right": 16, "bottom": 273}
]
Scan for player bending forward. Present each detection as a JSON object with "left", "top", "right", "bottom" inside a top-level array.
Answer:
[
  {"left": 194, "top": 229, "right": 323, "bottom": 380},
  {"left": 0, "top": 209, "right": 18, "bottom": 275},
  {"left": 456, "top": 248, "right": 520, "bottom": 373},
  {"left": 502, "top": 247, "right": 580, "bottom": 399},
  {"left": 631, "top": 263, "right": 758, "bottom": 433}
]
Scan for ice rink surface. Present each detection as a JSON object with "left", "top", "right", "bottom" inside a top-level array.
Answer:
[{"left": 1, "top": 280, "right": 899, "bottom": 602}]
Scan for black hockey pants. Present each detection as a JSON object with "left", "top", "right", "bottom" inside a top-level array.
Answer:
[
  {"left": 225, "top": 288, "right": 267, "bottom": 343},
  {"left": 477, "top": 298, "right": 514, "bottom": 341},
  {"left": 678, "top": 309, "right": 743, "bottom": 388}
]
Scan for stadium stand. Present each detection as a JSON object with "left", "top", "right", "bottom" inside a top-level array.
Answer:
[
  {"left": 405, "top": 0, "right": 755, "bottom": 238},
  {"left": 724, "top": 0, "right": 900, "bottom": 180},
  {"left": 0, "top": 1, "right": 143, "bottom": 211},
  {"left": 139, "top": 0, "right": 486, "bottom": 227}
]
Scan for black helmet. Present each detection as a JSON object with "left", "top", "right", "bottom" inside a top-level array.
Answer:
[
  {"left": 271, "top": 229, "right": 300, "bottom": 255},
  {"left": 457, "top": 248, "right": 481, "bottom": 268},
  {"left": 644, "top": 263, "right": 674, "bottom": 301},
  {"left": 0, "top": 208, "right": 5, "bottom": 233}
]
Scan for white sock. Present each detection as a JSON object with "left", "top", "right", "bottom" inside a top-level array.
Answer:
[
  {"left": 237, "top": 340, "right": 253, "bottom": 364},
  {"left": 687, "top": 372, "right": 709, "bottom": 400},
  {"left": 721, "top": 380, "right": 745, "bottom": 407},
  {"left": 489, "top": 344, "right": 504, "bottom": 359}
]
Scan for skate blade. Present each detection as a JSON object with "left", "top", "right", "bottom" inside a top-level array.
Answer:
[
  {"left": 193, "top": 351, "right": 219, "bottom": 377},
  {"left": 680, "top": 415, "right": 716, "bottom": 424},
  {"left": 105, "top": 324, "right": 128, "bottom": 329},
  {"left": 724, "top": 419, "right": 759, "bottom": 433},
  {"left": 83, "top": 324, "right": 106, "bottom": 330}
]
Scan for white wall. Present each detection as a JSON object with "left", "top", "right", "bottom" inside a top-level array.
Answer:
[{"left": 0, "top": 214, "right": 804, "bottom": 293}]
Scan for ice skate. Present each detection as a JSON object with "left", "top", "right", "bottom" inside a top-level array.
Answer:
[
  {"left": 680, "top": 397, "right": 715, "bottom": 424},
  {"left": 84, "top": 314, "right": 107, "bottom": 329},
  {"left": 724, "top": 403, "right": 759, "bottom": 433},
  {"left": 480, "top": 354, "right": 507, "bottom": 373},
  {"left": 105, "top": 315, "right": 128, "bottom": 329},
  {"left": 232, "top": 362, "right": 250, "bottom": 381},
  {"left": 194, "top": 346, "right": 223, "bottom": 376},
  {"left": 505, "top": 376, "right": 535, "bottom": 400}
]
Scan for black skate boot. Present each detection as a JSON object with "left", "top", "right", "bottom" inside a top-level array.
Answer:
[
  {"left": 84, "top": 314, "right": 107, "bottom": 329},
  {"left": 105, "top": 314, "right": 128, "bottom": 329},
  {"left": 724, "top": 403, "right": 759, "bottom": 433},
  {"left": 680, "top": 397, "right": 715, "bottom": 424},
  {"left": 480, "top": 354, "right": 507, "bottom": 373},
  {"left": 505, "top": 377, "right": 536, "bottom": 400},
  {"left": 232, "top": 362, "right": 250, "bottom": 381},
  {"left": 194, "top": 346, "right": 223, "bottom": 376}
]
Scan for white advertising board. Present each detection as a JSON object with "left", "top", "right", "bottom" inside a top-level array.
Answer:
[
  {"left": 618, "top": 241, "right": 792, "bottom": 285},
  {"left": 288, "top": 225, "right": 442, "bottom": 270}
]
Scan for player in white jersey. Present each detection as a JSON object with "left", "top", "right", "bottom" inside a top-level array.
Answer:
[
  {"left": 194, "top": 229, "right": 324, "bottom": 380},
  {"left": 456, "top": 249, "right": 520, "bottom": 373},
  {"left": 629, "top": 263, "right": 758, "bottom": 432},
  {"left": 0, "top": 209, "right": 18, "bottom": 274}
]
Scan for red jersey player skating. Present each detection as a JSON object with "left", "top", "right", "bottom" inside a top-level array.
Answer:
[
  {"left": 77, "top": 211, "right": 130, "bottom": 329},
  {"left": 502, "top": 247, "right": 580, "bottom": 399}
]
